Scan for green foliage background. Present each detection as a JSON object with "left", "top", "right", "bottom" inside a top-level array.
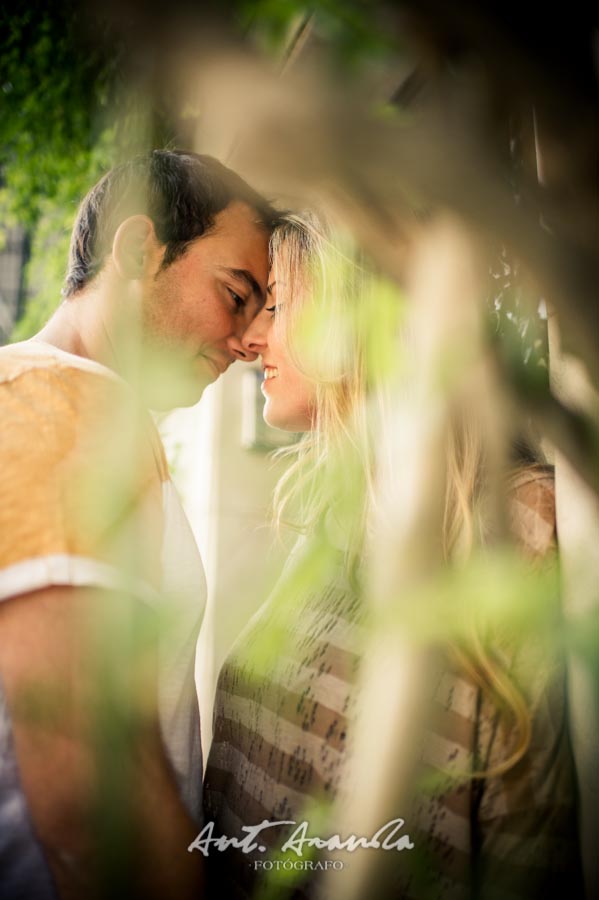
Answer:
[
  {"left": 0, "top": 2, "right": 122, "bottom": 336},
  {"left": 0, "top": 0, "right": 184, "bottom": 339}
]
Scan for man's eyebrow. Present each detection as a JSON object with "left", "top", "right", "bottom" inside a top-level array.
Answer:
[{"left": 219, "top": 267, "right": 264, "bottom": 300}]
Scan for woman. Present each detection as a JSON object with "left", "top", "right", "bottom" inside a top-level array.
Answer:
[{"left": 202, "top": 214, "right": 581, "bottom": 899}]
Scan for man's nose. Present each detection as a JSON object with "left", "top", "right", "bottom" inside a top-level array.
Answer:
[
  {"left": 229, "top": 337, "right": 258, "bottom": 362},
  {"left": 241, "top": 316, "right": 268, "bottom": 357}
]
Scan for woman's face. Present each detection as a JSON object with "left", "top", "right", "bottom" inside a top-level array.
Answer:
[{"left": 241, "top": 283, "right": 317, "bottom": 432}]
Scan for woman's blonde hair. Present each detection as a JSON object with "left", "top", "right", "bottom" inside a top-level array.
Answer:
[
  {"left": 269, "top": 211, "right": 534, "bottom": 776},
  {"left": 270, "top": 212, "right": 376, "bottom": 570}
]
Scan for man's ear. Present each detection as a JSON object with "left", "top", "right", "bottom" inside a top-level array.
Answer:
[{"left": 112, "top": 215, "right": 161, "bottom": 280}]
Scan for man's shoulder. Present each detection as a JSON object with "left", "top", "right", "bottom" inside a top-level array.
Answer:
[
  {"left": 0, "top": 340, "right": 124, "bottom": 388},
  {"left": 0, "top": 340, "right": 169, "bottom": 483},
  {"left": 0, "top": 342, "right": 170, "bottom": 592},
  {"left": 0, "top": 339, "right": 136, "bottom": 447}
]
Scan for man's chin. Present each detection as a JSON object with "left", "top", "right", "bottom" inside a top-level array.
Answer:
[{"left": 142, "top": 365, "right": 214, "bottom": 411}]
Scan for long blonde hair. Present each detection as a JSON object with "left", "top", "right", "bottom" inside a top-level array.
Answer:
[
  {"left": 443, "top": 414, "right": 534, "bottom": 776},
  {"left": 270, "top": 212, "right": 376, "bottom": 570},
  {"left": 269, "top": 212, "right": 533, "bottom": 775}
]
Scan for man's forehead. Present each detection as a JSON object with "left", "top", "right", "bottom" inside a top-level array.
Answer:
[
  {"left": 181, "top": 213, "right": 269, "bottom": 294},
  {"left": 211, "top": 200, "right": 271, "bottom": 238}
]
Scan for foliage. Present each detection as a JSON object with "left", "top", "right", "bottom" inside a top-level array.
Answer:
[
  {"left": 0, "top": 2, "right": 118, "bottom": 332},
  {"left": 0, "top": 1, "right": 179, "bottom": 337},
  {"left": 240, "top": 0, "right": 397, "bottom": 65},
  {"left": 0, "top": 1, "right": 122, "bottom": 222}
]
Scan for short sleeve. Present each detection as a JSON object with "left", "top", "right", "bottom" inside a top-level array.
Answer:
[{"left": 0, "top": 358, "right": 166, "bottom": 601}]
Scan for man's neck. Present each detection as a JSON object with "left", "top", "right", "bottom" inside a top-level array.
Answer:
[
  {"left": 34, "top": 307, "right": 91, "bottom": 359},
  {"left": 33, "top": 286, "right": 124, "bottom": 374}
]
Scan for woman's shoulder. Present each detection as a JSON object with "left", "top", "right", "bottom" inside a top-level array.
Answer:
[{"left": 507, "top": 464, "right": 556, "bottom": 558}]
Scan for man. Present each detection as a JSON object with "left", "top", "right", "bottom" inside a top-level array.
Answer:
[{"left": 0, "top": 150, "right": 277, "bottom": 899}]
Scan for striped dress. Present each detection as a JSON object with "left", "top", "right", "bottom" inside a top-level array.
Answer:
[{"left": 203, "top": 468, "right": 582, "bottom": 899}]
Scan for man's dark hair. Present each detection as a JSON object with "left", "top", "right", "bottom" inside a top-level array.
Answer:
[{"left": 63, "top": 150, "right": 278, "bottom": 297}]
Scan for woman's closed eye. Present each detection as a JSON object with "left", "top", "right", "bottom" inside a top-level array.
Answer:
[{"left": 265, "top": 303, "right": 284, "bottom": 318}]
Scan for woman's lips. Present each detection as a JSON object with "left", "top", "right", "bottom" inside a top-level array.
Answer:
[{"left": 261, "top": 365, "right": 278, "bottom": 393}]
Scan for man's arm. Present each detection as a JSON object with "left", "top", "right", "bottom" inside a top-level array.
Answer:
[{"left": 0, "top": 584, "right": 203, "bottom": 900}]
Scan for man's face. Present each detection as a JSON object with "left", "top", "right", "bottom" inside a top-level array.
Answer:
[{"left": 139, "top": 201, "right": 270, "bottom": 408}]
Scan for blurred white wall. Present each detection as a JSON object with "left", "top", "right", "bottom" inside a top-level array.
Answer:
[{"left": 160, "top": 362, "right": 290, "bottom": 756}]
